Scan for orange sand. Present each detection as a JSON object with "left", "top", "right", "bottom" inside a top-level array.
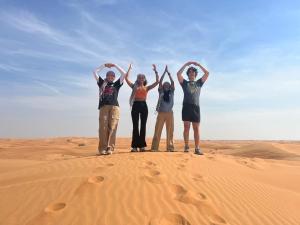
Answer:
[{"left": 0, "top": 138, "right": 299, "bottom": 225}]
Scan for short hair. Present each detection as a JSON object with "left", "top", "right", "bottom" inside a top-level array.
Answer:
[
  {"left": 186, "top": 67, "right": 198, "bottom": 76},
  {"left": 106, "top": 70, "right": 115, "bottom": 77},
  {"left": 136, "top": 74, "right": 147, "bottom": 86}
]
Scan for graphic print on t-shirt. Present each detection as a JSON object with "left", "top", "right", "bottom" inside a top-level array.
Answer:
[
  {"left": 103, "top": 85, "right": 115, "bottom": 96},
  {"left": 101, "top": 83, "right": 117, "bottom": 104},
  {"left": 181, "top": 79, "right": 204, "bottom": 106},
  {"left": 187, "top": 81, "right": 198, "bottom": 94},
  {"left": 97, "top": 78, "right": 123, "bottom": 109}
]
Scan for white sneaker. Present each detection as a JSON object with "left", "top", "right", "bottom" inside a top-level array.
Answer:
[
  {"left": 131, "top": 148, "right": 138, "bottom": 152},
  {"left": 100, "top": 150, "right": 107, "bottom": 155},
  {"left": 195, "top": 148, "right": 203, "bottom": 155},
  {"left": 106, "top": 148, "right": 113, "bottom": 155}
]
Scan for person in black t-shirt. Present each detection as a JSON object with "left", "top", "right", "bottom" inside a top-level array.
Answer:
[
  {"left": 177, "top": 61, "right": 210, "bottom": 155},
  {"left": 93, "top": 63, "right": 131, "bottom": 155}
]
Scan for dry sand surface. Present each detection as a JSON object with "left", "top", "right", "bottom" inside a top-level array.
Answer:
[{"left": 0, "top": 138, "right": 300, "bottom": 225}]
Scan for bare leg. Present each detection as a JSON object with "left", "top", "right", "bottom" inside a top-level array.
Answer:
[
  {"left": 192, "top": 122, "right": 200, "bottom": 148},
  {"left": 183, "top": 121, "right": 191, "bottom": 148}
]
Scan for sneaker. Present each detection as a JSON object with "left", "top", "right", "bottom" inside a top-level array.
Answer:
[
  {"left": 168, "top": 147, "right": 175, "bottom": 152},
  {"left": 131, "top": 148, "right": 138, "bottom": 152},
  {"left": 184, "top": 146, "right": 189, "bottom": 153},
  {"left": 106, "top": 147, "right": 113, "bottom": 155},
  {"left": 139, "top": 147, "right": 146, "bottom": 152},
  {"left": 100, "top": 149, "right": 107, "bottom": 155},
  {"left": 195, "top": 148, "right": 204, "bottom": 155}
]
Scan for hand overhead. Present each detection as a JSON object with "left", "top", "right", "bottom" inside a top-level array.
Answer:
[
  {"left": 105, "top": 63, "right": 114, "bottom": 68},
  {"left": 152, "top": 64, "right": 157, "bottom": 72}
]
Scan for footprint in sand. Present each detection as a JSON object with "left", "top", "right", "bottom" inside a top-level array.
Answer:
[
  {"left": 192, "top": 174, "right": 205, "bottom": 182},
  {"left": 169, "top": 184, "right": 227, "bottom": 224},
  {"left": 149, "top": 213, "right": 191, "bottom": 225},
  {"left": 106, "top": 163, "right": 114, "bottom": 167},
  {"left": 140, "top": 161, "right": 157, "bottom": 170},
  {"left": 93, "top": 163, "right": 114, "bottom": 172},
  {"left": 45, "top": 202, "right": 66, "bottom": 212},
  {"left": 198, "top": 192, "right": 207, "bottom": 200},
  {"left": 88, "top": 176, "right": 104, "bottom": 184},
  {"left": 142, "top": 168, "right": 165, "bottom": 184},
  {"left": 177, "top": 164, "right": 186, "bottom": 170},
  {"left": 146, "top": 161, "right": 157, "bottom": 166},
  {"left": 74, "top": 175, "right": 105, "bottom": 195},
  {"left": 236, "top": 159, "right": 262, "bottom": 170},
  {"left": 206, "top": 155, "right": 216, "bottom": 160},
  {"left": 181, "top": 158, "right": 189, "bottom": 163},
  {"left": 148, "top": 169, "right": 161, "bottom": 176}
]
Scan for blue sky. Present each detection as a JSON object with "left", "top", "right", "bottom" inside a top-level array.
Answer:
[{"left": 0, "top": 0, "right": 300, "bottom": 140}]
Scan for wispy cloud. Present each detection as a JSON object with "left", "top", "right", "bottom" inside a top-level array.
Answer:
[
  {"left": 0, "top": 9, "right": 102, "bottom": 58},
  {"left": 1, "top": 1, "right": 300, "bottom": 139},
  {"left": 0, "top": 63, "right": 26, "bottom": 72},
  {"left": 34, "top": 80, "right": 62, "bottom": 95}
]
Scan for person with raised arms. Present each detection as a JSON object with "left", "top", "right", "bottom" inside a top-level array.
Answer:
[
  {"left": 177, "top": 61, "right": 209, "bottom": 155},
  {"left": 151, "top": 65, "right": 175, "bottom": 152},
  {"left": 125, "top": 64, "right": 159, "bottom": 152},
  {"left": 93, "top": 63, "right": 131, "bottom": 155}
]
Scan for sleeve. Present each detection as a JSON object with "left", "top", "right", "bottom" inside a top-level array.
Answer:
[
  {"left": 180, "top": 79, "right": 187, "bottom": 89},
  {"left": 97, "top": 76, "right": 104, "bottom": 88},
  {"left": 114, "top": 78, "right": 123, "bottom": 89},
  {"left": 196, "top": 78, "right": 204, "bottom": 87}
]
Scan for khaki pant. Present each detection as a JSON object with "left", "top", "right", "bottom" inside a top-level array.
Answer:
[
  {"left": 98, "top": 105, "right": 120, "bottom": 152},
  {"left": 151, "top": 111, "right": 174, "bottom": 151}
]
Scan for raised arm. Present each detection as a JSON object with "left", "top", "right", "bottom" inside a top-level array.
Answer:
[
  {"left": 111, "top": 63, "right": 127, "bottom": 83},
  {"left": 158, "top": 66, "right": 167, "bottom": 89},
  {"left": 193, "top": 62, "right": 210, "bottom": 82},
  {"left": 147, "top": 64, "right": 159, "bottom": 91},
  {"left": 166, "top": 65, "right": 175, "bottom": 90},
  {"left": 177, "top": 61, "right": 192, "bottom": 84},
  {"left": 93, "top": 64, "right": 106, "bottom": 82},
  {"left": 124, "top": 64, "right": 133, "bottom": 88}
]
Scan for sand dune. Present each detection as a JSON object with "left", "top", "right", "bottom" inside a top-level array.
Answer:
[{"left": 0, "top": 138, "right": 299, "bottom": 225}]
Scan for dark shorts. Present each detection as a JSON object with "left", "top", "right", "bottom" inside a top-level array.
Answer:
[{"left": 182, "top": 103, "right": 200, "bottom": 123}]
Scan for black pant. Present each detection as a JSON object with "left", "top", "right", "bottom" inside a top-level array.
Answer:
[{"left": 131, "top": 101, "right": 148, "bottom": 148}]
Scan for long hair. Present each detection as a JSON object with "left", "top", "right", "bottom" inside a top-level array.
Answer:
[
  {"left": 129, "top": 81, "right": 138, "bottom": 107},
  {"left": 136, "top": 74, "right": 147, "bottom": 86},
  {"left": 129, "top": 74, "right": 148, "bottom": 107},
  {"left": 155, "top": 85, "right": 171, "bottom": 112}
]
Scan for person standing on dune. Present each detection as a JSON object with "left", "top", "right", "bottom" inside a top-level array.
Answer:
[
  {"left": 93, "top": 63, "right": 131, "bottom": 155},
  {"left": 177, "top": 61, "right": 209, "bottom": 155},
  {"left": 125, "top": 64, "right": 159, "bottom": 152},
  {"left": 151, "top": 65, "right": 175, "bottom": 152}
]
